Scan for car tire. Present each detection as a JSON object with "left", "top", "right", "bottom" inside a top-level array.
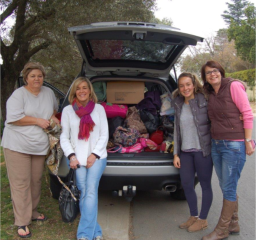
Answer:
[{"left": 50, "top": 174, "right": 66, "bottom": 199}]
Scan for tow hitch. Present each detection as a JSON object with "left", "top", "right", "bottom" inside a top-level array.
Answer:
[{"left": 114, "top": 185, "right": 136, "bottom": 202}]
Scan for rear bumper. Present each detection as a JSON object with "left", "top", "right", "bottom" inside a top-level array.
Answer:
[{"left": 99, "top": 165, "right": 181, "bottom": 191}]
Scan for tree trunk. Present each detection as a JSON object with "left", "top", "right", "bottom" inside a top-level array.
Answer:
[{"left": 1, "top": 62, "right": 22, "bottom": 122}]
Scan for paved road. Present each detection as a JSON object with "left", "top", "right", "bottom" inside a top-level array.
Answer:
[{"left": 98, "top": 119, "right": 256, "bottom": 240}]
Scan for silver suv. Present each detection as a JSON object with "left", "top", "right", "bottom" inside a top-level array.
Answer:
[{"left": 50, "top": 22, "right": 203, "bottom": 201}]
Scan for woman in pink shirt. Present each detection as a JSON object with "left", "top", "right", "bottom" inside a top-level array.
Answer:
[{"left": 200, "top": 60, "right": 254, "bottom": 240}]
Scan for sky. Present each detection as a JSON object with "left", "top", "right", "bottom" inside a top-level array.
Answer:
[{"left": 155, "top": 0, "right": 256, "bottom": 38}]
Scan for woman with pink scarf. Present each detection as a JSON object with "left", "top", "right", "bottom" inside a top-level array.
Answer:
[{"left": 60, "top": 77, "right": 109, "bottom": 240}]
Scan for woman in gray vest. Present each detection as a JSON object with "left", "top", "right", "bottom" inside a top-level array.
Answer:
[
  {"left": 173, "top": 72, "right": 213, "bottom": 233},
  {"left": 200, "top": 60, "right": 254, "bottom": 240}
]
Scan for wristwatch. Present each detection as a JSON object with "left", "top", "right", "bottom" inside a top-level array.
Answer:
[
  {"left": 245, "top": 138, "right": 251, "bottom": 142},
  {"left": 70, "top": 155, "right": 77, "bottom": 162}
]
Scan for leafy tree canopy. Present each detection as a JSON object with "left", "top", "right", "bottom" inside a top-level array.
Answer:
[
  {"left": 0, "top": 0, "right": 159, "bottom": 121},
  {"left": 228, "top": 4, "right": 256, "bottom": 64},
  {"left": 222, "top": 0, "right": 249, "bottom": 24}
]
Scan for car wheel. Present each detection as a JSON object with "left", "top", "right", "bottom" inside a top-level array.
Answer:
[{"left": 50, "top": 174, "right": 65, "bottom": 199}]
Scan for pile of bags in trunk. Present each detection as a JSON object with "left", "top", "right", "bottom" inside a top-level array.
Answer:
[{"left": 101, "top": 86, "right": 175, "bottom": 154}]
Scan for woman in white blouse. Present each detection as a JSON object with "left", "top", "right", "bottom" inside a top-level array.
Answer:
[
  {"left": 1, "top": 62, "right": 59, "bottom": 238},
  {"left": 60, "top": 77, "right": 108, "bottom": 240}
]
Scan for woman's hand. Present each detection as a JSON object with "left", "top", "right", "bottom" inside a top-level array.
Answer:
[
  {"left": 245, "top": 141, "right": 255, "bottom": 156},
  {"left": 51, "top": 115, "right": 60, "bottom": 124},
  {"left": 36, "top": 118, "right": 50, "bottom": 129},
  {"left": 173, "top": 155, "right": 181, "bottom": 168},
  {"left": 86, "top": 154, "right": 97, "bottom": 169},
  {"left": 70, "top": 156, "right": 80, "bottom": 169}
]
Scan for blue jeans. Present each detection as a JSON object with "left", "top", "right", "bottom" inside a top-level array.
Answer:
[
  {"left": 211, "top": 139, "right": 246, "bottom": 202},
  {"left": 67, "top": 158, "right": 107, "bottom": 240}
]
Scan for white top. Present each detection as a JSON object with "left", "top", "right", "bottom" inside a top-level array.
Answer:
[
  {"left": 1, "top": 86, "right": 58, "bottom": 155},
  {"left": 60, "top": 104, "right": 109, "bottom": 166}
]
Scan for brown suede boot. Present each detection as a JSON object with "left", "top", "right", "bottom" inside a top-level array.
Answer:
[
  {"left": 228, "top": 196, "right": 240, "bottom": 235},
  {"left": 187, "top": 219, "right": 208, "bottom": 232},
  {"left": 201, "top": 199, "right": 236, "bottom": 240},
  {"left": 179, "top": 216, "right": 198, "bottom": 229}
]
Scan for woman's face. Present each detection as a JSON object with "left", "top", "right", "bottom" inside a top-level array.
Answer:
[
  {"left": 26, "top": 69, "right": 44, "bottom": 89},
  {"left": 76, "top": 81, "right": 91, "bottom": 106},
  {"left": 205, "top": 66, "right": 221, "bottom": 88},
  {"left": 178, "top": 76, "right": 195, "bottom": 101}
]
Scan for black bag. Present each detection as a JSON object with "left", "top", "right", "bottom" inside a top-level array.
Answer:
[
  {"left": 139, "top": 109, "right": 160, "bottom": 134},
  {"left": 108, "top": 116, "right": 125, "bottom": 138},
  {"left": 58, "top": 169, "right": 80, "bottom": 223}
]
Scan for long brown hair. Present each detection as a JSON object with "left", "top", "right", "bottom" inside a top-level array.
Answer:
[{"left": 172, "top": 72, "right": 205, "bottom": 98}]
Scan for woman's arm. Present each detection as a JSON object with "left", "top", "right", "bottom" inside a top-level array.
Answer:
[
  {"left": 91, "top": 106, "right": 109, "bottom": 157},
  {"left": 230, "top": 82, "right": 254, "bottom": 155},
  {"left": 60, "top": 107, "right": 76, "bottom": 158},
  {"left": 244, "top": 128, "right": 255, "bottom": 155},
  {"left": 173, "top": 119, "right": 181, "bottom": 168},
  {"left": 10, "top": 116, "right": 50, "bottom": 129},
  {"left": 50, "top": 110, "right": 60, "bottom": 124}
]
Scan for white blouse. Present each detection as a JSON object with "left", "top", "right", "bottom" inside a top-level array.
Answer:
[{"left": 60, "top": 104, "right": 109, "bottom": 166}]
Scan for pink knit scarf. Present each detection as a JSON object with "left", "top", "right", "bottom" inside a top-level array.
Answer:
[{"left": 72, "top": 99, "right": 95, "bottom": 141}]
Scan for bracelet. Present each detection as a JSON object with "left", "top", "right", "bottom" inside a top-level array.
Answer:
[{"left": 70, "top": 156, "right": 77, "bottom": 162}]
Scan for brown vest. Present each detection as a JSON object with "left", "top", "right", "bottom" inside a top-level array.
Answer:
[{"left": 208, "top": 78, "right": 244, "bottom": 139}]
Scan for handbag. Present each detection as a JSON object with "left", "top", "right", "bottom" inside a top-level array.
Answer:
[
  {"left": 101, "top": 102, "right": 128, "bottom": 118},
  {"left": 107, "top": 143, "right": 144, "bottom": 153},
  {"left": 125, "top": 106, "right": 147, "bottom": 134},
  {"left": 139, "top": 109, "right": 159, "bottom": 134},
  {"left": 150, "top": 128, "right": 164, "bottom": 145},
  {"left": 108, "top": 116, "right": 125, "bottom": 138},
  {"left": 58, "top": 169, "right": 80, "bottom": 223},
  {"left": 113, "top": 126, "right": 140, "bottom": 147}
]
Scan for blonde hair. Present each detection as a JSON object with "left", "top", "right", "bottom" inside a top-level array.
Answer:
[
  {"left": 22, "top": 62, "right": 46, "bottom": 85},
  {"left": 68, "top": 77, "right": 98, "bottom": 104},
  {"left": 172, "top": 72, "right": 205, "bottom": 98}
]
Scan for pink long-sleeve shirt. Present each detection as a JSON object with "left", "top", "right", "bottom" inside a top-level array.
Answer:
[{"left": 230, "top": 81, "right": 253, "bottom": 131}]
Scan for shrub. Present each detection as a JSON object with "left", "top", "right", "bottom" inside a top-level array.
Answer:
[{"left": 226, "top": 69, "right": 255, "bottom": 88}]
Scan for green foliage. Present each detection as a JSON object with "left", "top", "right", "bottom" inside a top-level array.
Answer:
[
  {"left": 226, "top": 68, "right": 255, "bottom": 87},
  {"left": 0, "top": 0, "right": 159, "bottom": 121},
  {"left": 222, "top": 0, "right": 249, "bottom": 24},
  {"left": 223, "top": 1, "right": 256, "bottom": 65}
]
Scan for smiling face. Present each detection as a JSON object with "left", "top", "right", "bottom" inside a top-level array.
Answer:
[
  {"left": 26, "top": 69, "right": 44, "bottom": 90},
  {"left": 178, "top": 76, "right": 195, "bottom": 102},
  {"left": 75, "top": 81, "right": 91, "bottom": 106},
  {"left": 205, "top": 66, "right": 222, "bottom": 89}
]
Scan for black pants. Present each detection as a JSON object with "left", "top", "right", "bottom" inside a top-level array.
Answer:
[{"left": 179, "top": 151, "right": 213, "bottom": 219}]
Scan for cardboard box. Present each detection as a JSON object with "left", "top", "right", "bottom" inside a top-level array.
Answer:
[{"left": 107, "top": 81, "right": 144, "bottom": 104}]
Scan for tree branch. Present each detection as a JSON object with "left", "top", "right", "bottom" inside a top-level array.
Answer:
[
  {"left": 0, "top": 0, "right": 20, "bottom": 25},
  {"left": 25, "top": 40, "right": 52, "bottom": 59}
]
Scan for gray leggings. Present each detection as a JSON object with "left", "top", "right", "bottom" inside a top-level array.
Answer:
[{"left": 179, "top": 151, "right": 213, "bottom": 219}]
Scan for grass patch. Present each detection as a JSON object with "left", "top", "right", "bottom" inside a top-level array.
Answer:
[{"left": 1, "top": 155, "right": 80, "bottom": 240}]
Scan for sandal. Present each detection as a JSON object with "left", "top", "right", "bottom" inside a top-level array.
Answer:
[
  {"left": 32, "top": 213, "right": 47, "bottom": 222},
  {"left": 18, "top": 226, "right": 31, "bottom": 238}
]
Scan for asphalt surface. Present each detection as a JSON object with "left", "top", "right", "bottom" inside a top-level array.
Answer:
[{"left": 98, "top": 119, "right": 256, "bottom": 240}]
